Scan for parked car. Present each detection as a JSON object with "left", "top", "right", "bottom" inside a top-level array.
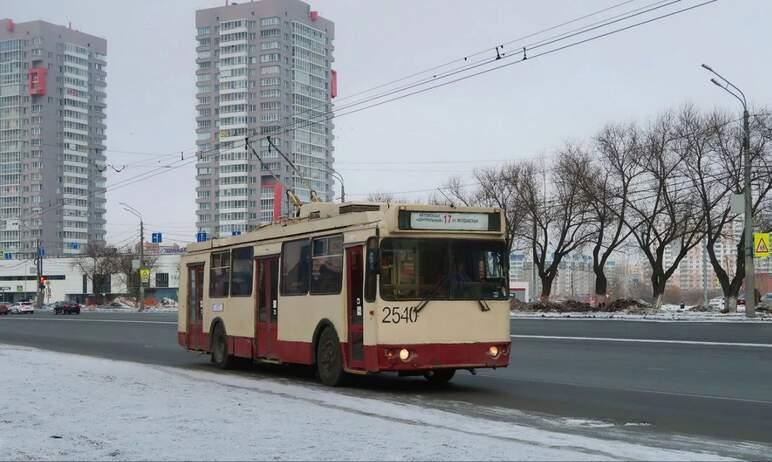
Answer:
[
  {"left": 9, "top": 301, "right": 34, "bottom": 314},
  {"left": 53, "top": 301, "right": 81, "bottom": 315},
  {"left": 708, "top": 297, "right": 725, "bottom": 310},
  {"left": 0, "top": 303, "right": 8, "bottom": 315}
]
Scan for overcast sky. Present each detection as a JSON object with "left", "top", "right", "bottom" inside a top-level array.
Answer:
[{"left": 4, "top": 0, "right": 771, "bottom": 246}]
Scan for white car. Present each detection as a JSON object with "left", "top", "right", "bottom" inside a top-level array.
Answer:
[
  {"left": 9, "top": 301, "right": 34, "bottom": 315},
  {"left": 708, "top": 297, "right": 724, "bottom": 311}
]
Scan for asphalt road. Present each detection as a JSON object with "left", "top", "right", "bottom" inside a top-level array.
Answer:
[{"left": 2, "top": 311, "right": 772, "bottom": 457}]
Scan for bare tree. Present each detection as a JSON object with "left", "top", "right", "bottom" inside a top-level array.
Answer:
[
  {"left": 72, "top": 243, "right": 120, "bottom": 303},
  {"left": 516, "top": 149, "right": 595, "bottom": 301},
  {"left": 111, "top": 248, "right": 157, "bottom": 309},
  {"left": 366, "top": 191, "right": 397, "bottom": 203},
  {"left": 621, "top": 112, "right": 706, "bottom": 307},
  {"left": 682, "top": 108, "right": 772, "bottom": 311},
  {"left": 568, "top": 128, "right": 637, "bottom": 305}
]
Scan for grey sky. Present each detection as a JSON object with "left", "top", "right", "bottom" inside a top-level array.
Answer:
[{"left": 3, "top": 0, "right": 770, "bottom": 246}]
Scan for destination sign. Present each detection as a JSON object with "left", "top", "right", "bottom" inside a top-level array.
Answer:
[{"left": 405, "top": 211, "right": 493, "bottom": 231}]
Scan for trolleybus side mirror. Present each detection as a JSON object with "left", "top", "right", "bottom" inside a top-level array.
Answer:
[{"left": 366, "top": 248, "right": 379, "bottom": 275}]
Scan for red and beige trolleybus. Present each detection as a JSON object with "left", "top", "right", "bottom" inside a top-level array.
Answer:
[{"left": 177, "top": 202, "right": 511, "bottom": 386}]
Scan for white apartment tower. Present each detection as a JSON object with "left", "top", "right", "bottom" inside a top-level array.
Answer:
[
  {"left": 0, "top": 19, "right": 107, "bottom": 259},
  {"left": 195, "top": 0, "right": 336, "bottom": 238}
]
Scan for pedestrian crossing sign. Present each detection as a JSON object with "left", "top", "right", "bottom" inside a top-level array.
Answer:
[{"left": 754, "top": 233, "right": 770, "bottom": 258}]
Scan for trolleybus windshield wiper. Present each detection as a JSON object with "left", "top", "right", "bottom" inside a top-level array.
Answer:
[{"left": 413, "top": 278, "right": 448, "bottom": 314}]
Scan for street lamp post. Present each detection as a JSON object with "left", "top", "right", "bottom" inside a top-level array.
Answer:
[
  {"left": 701, "top": 64, "right": 755, "bottom": 317},
  {"left": 330, "top": 169, "right": 345, "bottom": 203},
  {"left": 120, "top": 202, "right": 145, "bottom": 312}
]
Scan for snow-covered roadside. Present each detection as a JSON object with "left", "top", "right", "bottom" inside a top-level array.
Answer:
[
  {"left": 510, "top": 310, "right": 772, "bottom": 322},
  {"left": 0, "top": 346, "right": 739, "bottom": 461}
]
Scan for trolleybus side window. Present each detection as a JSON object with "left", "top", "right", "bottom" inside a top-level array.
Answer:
[
  {"left": 310, "top": 235, "right": 343, "bottom": 295},
  {"left": 281, "top": 239, "right": 311, "bottom": 295},
  {"left": 210, "top": 251, "right": 231, "bottom": 298},
  {"left": 230, "top": 246, "right": 254, "bottom": 297}
]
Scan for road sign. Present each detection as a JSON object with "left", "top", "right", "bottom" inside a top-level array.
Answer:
[
  {"left": 70, "top": 242, "right": 80, "bottom": 250},
  {"left": 754, "top": 233, "right": 770, "bottom": 258},
  {"left": 139, "top": 267, "right": 151, "bottom": 283},
  {"left": 231, "top": 230, "right": 241, "bottom": 236},
  {"left": 4, "top": 253, "right": 12, "bottom": 260},
  {"left": 196, "top": 231, "right": 207, "bottom": 242},
  {"left": 151, "top": 232, "right": 162, "bottom": 244},
  {"left": 16, "top": 285, "right": 22, "bottom": 292}
]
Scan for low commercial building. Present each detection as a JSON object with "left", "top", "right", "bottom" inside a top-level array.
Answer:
[{"left": 0, "top": 254, "right": 181, "bottom": 304}]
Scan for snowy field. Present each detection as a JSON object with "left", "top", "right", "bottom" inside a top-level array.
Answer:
[{"left": 0, "top": 345, "right": 742, "bottom": 461}]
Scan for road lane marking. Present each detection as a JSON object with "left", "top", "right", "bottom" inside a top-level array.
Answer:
[
  {"left": 474, "top": 371, "right": 772, "bottom": 405},
  {"left": 1, "top": 317, "right": 176, "bottom": 325},
  {"left": 511, "top": 334, "right": 772, "bottom": 348}
]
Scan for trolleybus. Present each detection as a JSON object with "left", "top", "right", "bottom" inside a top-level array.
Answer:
[{"left": 177, "top": 201, "right": 511, "bottom": 386}]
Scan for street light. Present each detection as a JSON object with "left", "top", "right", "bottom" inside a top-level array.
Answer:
[
  {"left": 329, "top": 168, "right": 345, "bottom": 203},
  {"left": 701, "top": 63, "right": 755, "bottom": 317},
  {"left": 120, "top": 201, "right": 145, "bottom": 312}
]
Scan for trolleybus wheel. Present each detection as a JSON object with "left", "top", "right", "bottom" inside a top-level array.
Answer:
[
  {"left": 424, "top": 369, "right": 455, "bottom": 385},
  {"left": 211, "top": 323, "right": 233, "bottom": 370},
  {"left": 316, "top": 327, "right": 346, "bottom": 387}
]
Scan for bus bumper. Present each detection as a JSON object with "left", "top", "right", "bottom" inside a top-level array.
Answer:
[{"left": 371, "top": 341, "right": 510, "bottom": 372}]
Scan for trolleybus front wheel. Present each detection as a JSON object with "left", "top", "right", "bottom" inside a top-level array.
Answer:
[
  {"left": 211, "top": 323, "right": 233, "bottom": 370},
  {"left": 316, "top": 327, "right": 347, "bottom": 387},
  {"left": 424, "top": 369, "right": 455, "bottom": 385}
]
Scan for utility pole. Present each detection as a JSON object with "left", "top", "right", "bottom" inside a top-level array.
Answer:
[
  {"left": 121, "top": 202, "right": 145, "bottom": 312},
  {"left": 702, "top": 64, "right": 755, "bottom": 317},
  {"left": 35, "top": 239, "right": 43, "bottom": 308},
  {"left": 702, "top": 233, "right": 708, "bottom": 308},
  {"left": 139, "top": 218, "right": 145, "bottom": 312}
]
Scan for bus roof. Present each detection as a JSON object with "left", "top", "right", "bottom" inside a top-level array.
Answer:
[{"left": 185, "top": 201, "right": 504, "bottom": 253}]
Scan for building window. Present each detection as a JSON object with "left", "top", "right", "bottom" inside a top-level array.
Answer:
[
  {"left": 260, "top": 17, "right": 280, "bottom": 27},
  {"left": 230, "top": 246, "right": 254, "bottom": 296},
  {"left": 209, "top": 251, "right": 231, "bottom": 298},
  {"left": 310, "top": 235, "right": 343, "bottom": 294},
  {"left": 156, "top": 273, "right": 169, "bottom": 288},
  {"left": 281, "top": 239, "right": 310, "bottom": 295}
]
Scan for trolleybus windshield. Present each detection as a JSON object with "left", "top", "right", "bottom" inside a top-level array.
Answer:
[{"left": 380, "top": 238, "right": 507, "bottom": 301}]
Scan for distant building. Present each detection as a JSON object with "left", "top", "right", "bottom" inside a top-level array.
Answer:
[
  {"left": 509, "top": 250, "right": 616, "bottom": 302},
  {"left": 0, "top": 19, "right": 107, "bottom": 258},
  {"left": 194, "top": 0, "right": 336, "bottom": 238},
  {"left": 0, "top": 254, "right": 180, "bottom": 304}
]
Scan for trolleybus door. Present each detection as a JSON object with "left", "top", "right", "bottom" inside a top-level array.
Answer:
[
  {"left": 186, "top": 264, "right": 205, "bottom": 350},
  {"left": 346, "top": 246, "right": 365, "bottom": 369},
  {"left": 255, "top": 256, "right": 279, "bottom": 359}
]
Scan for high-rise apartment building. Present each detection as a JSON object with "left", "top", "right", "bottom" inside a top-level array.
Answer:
[
  {"left": 0, "top": 19, "right": 106, "bottom": 259},
  {"left": 195, "top": 0, "right": 336, "bottom": 238}
]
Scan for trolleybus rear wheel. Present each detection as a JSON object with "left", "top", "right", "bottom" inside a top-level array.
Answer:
[
  {"left": 211, "top": 323, "right": 233, "bottom": 370},
  {"left": 424, "top": 369, "right": 455, "bottom": 385},
  {"left": 316, "top": 327, "right": 346, "bottom": 387}
]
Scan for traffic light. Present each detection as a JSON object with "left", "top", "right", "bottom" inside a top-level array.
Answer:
[{"left": 39, "top": 276, "right": 46, "bottom": 290}]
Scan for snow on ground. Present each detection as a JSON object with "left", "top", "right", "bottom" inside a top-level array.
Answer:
[
  {"left": 511, "top": 310, "right": 772, "bottom": 322},
  {"left": 0, "top": 345, "right": 737, "bottom": 461}
]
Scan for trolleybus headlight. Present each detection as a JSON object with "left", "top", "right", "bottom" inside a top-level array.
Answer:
[
  {"left": 488, "top": 345, "right": 500, "bottom": 358},
  {"left": 399, "top": 348, "right": 410, "bottom": 361}
]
